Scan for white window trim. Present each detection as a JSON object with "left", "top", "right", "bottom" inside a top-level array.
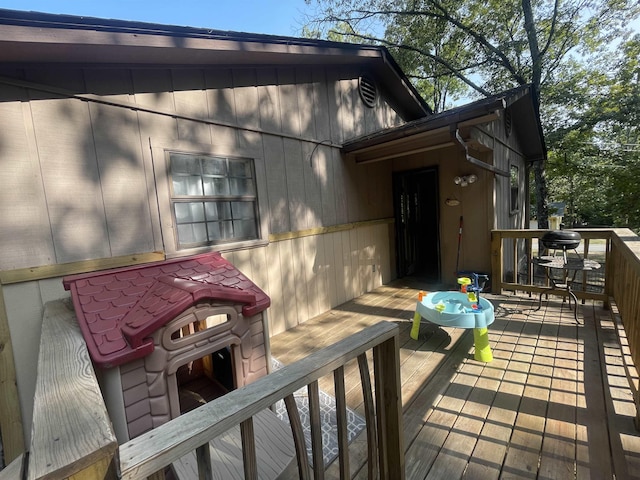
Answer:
[{"left": 151, "top": 139, "right": 269, "bottom": 256}]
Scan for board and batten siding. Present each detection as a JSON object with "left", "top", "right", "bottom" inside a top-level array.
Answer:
[
  {"left": 0, "top": 64, "right": 401, "bottom": 270},
  {"left": 472, "top": 118, "right": 528, "bottom": 281},
  {"left": 0, "top": 64, "right": 401, "bottom": 445}
]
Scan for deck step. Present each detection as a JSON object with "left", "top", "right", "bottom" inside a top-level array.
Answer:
[{"left": 171, "top": 408, "right": 296, "bottom": 480}]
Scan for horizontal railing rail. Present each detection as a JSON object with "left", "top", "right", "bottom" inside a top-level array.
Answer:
[{"left": 118, "top": 320, "right": 403, "bottom": 480}]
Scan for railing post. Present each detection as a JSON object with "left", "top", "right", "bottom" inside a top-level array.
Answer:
[
  {"left": 307, "top": 381, "right": 325, "bottom": 479},
  {"left": 30, "top": 301, "right": 118, "bottom": 480},
  {"left": 196, "top": 442, "right": 212, "bottom": 480},
  {"left": 240, "top": 417, "right": 258, "bottom": 480},
  {"left": 605, "top": 236, "right": 616, "bottom": 310},
  {"left": 491, "top": 231, "right": 503, "bottom": 294},
  {"left": 373, "top": 334, "right": 404, "bottom": 480},
  {"left": 358, "top": 354, "right": 378, "bottom": 480},
  {"left": 333, "top": 367, "right": 350, "bottom": 479},
  {"left": 284, "top": 394, "right": 311, "bottom": 480}
]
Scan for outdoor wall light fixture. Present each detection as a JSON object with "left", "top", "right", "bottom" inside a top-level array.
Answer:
[{"left": 454, "top": 174, "right": 478, "bottom": 187}]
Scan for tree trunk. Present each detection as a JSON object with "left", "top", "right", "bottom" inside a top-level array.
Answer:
[{"left": 534, "top": 160, "right": 549, "bottom": 229}]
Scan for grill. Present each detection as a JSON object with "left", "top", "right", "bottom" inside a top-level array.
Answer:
[
  {"left": 541, "top": 230, "right": 581, "bottom": 262},
  {"left": 541, "top": 230, "right": 581, "bottom": 250}
]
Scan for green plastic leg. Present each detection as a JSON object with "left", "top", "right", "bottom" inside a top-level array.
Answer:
[
  {"left": 473, "top": 327, "right": 493, "bottom": 362},
  {"left": 410, "top": 310, "right": 422, "bottom": 340}
]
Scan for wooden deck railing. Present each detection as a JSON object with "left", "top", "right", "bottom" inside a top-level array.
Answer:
[
  {"left": 21, "top": 227, "right": 640, "bottom": 479},
  {"left": 606, "top": 229, "right": 640, "bottom": 398},
  {"left": 491, "top": 227, "right": 640, "bottom": 423},
  {"left": 119, "top": 320, "right": 403, "bottom": 480},
  {"left": 24, "top": 301, "right": 403, "bottom": 480},
  {"left": 490, "top": 228, "right": 613, "bottom": 303}
]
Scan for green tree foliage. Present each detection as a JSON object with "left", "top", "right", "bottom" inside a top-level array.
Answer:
[
  {"left": 304, "top": 0, "right": 638, "bottom": 108},
  {"left": 548, "top": 36, "right": 640, "bottom": 230},
  {"left": 303, "top": 0, "right": 640, "bottom": 227}
]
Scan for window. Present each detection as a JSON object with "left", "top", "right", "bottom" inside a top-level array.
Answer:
[
  {"left": 510, "top": 164, "right": 519, "bottom": 213},
  {"left": 169, "top": 152, "right": 259, "bottom": 249}
]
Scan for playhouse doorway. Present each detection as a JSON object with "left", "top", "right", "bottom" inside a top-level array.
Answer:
[
  {"left": 393, "top": 167, "right": 441, "bottom": 281},
  {"left": 176, "top": 346, "right": 235, "bottom": 414},
  {"left": 169, "top": 310, "right": 239, "bottom": 416}
]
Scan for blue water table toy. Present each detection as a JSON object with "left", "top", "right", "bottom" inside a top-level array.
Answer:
[{"left": 410, "top": 273, "right": 494, "bottom": 362}]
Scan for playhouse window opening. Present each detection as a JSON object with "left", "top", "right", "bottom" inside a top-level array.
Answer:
[
  {"left": 171, "top": 313, "right": 235, "bottom": 344},
  {"left": 177, "top": 346, "right": 235, "bottom": 415},
  {"left": 169, "top": 152, "right": 259, "bottom": 249},
  {"left": 205, "top": 313, "right": 229, "bottom": 328},
  {"left": 172, "top": 314, "right": 231, "bottom": 342}
]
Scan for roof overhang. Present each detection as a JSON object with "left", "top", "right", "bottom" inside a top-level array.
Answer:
[
  {"left": 0, "top": 9, "right": 430, "bottom": 120},
  {"left": 343, "top": 85, "right": 546, "bottom": 166}
]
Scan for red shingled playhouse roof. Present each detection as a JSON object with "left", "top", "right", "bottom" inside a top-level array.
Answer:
[{"left": 63, "top": 253, "right": 270, "bottom": 369}]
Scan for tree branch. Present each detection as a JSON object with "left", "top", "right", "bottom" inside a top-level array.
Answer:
[
  {"left": 345, "top": 4, "right": 529, "bottom": 85},
  {"left": 332, "top": 28, "right": 493, "bottom": 96}
]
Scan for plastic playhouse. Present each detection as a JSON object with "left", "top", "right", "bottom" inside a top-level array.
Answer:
[{"left": 410, "top": 273, "right": 494, "bottom": 362}]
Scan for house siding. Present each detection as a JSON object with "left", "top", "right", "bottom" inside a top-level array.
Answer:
[
  {"left": 0, "top": 64, "right": 401, "bottom": 266},
  {"left": 0, "top": 64, "right": 402, "bottom": 443},
  {"left": 389, "top": 116, "right": 528, "bottom": 284},
  {"left": 472, "top": 117, "right": 528, "bottom": 281}
]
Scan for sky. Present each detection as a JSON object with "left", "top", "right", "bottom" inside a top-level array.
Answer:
[
  {"left": 0, "top": 0, "right": 312, "bottom": 36},
  {"left": 3, "top": 2, "right": 638, "bottom": 41}
]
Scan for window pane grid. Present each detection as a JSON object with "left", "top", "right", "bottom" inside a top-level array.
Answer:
[{"left": 169, "top": 152, "right": 258, "bottom": 248}]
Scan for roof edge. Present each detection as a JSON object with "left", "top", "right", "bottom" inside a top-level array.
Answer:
[{"left": 0, "top": 8, "right": 431, "bottom": 120}]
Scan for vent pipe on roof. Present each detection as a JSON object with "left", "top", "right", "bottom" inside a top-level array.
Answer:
[{"left": 452, "top": 128, "right": 510, "bottom": 177}]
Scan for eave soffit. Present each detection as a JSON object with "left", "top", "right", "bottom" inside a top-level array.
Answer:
[{"left": 343, "top": 85, "right": 546, "bottom": 164}]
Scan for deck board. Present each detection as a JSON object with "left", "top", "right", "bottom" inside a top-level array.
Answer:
[
  {"left": 269, "top": 279, "right": 640, "bottom": 479},
  {"left": 576, "top": 303, "right": 614, "bottom": 479},
  {"left": 461, "top": 302, "right": 524, "bottom": 480}
]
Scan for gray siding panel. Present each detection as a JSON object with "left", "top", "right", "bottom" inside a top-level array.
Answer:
[
  {"left": 0, "top": 64, "right": 404, "bottom": 270},
  {"left": 332, "top": 148, "right": 350, "bottom": 225},
  {"left": 87, "top": 100, "right": 156, "bottom": 256},
  {"left": 233, "top": 69, "right": 262, "bottom": 150},
  {"left": 257, "top": 69, "right": 282, "bottom": 133},
  {"left": 0, "top": 96, "right": 55, "bottom": 269},
  {"left": 310, "top": 69, "right": 337, "bottom": 227},
  {"left": 302, "top": 140, "right": 324, "bottom": 229},
  {"left": 311, "top": 68, "right": 332, "bottom": 141},
  {"left": 263, "top": 135, "right": 289, "bottom": 234},
  {"left": 30, "top": 93, "right": 111, "bottom": 263},
  {"left": 132, "top": 69, "right": 178, "bottom": 141},
  {"left": 277, "top": 68, "right": 301, "bottom": 137},
  {"left": 283, "top": 137, "right": 308, "bottom": 231},
  {"left": 295, "top": 68, "right": 316, "bottom": 140},
  {"left": 172, "top": 69, "right": 212, "bottom": 145},
  {"left": 204, "top": 68, "right": 238, "bottom": 147},
  {"left": 84, "top": 68, "right": 156, "bottom": 257}
]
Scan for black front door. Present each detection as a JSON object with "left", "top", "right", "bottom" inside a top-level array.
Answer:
[{"left": 393, "top": 168, "right": 440, "bottom": 280}]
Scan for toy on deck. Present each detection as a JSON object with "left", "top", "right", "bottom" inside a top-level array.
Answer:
[
  {"left": 457, "top": 273, "right": 489, "bottom": 308},
  {"left": 410, "top": 273, "right": 494, "bottom": 362}
]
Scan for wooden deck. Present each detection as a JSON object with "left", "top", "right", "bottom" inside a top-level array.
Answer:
[{"left": 269, "top": 279, "right": 640, "bottom": 480}]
